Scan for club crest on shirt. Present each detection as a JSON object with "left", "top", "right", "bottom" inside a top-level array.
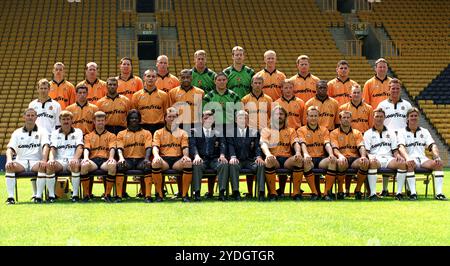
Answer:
[
  {"left": 49, "top": 106, "right": 53, "bottom": 110},
  {"left": 420, "top": 134, "right": 424, "bottom": 138},
  {"left": 35, "top": 135, "right": 39, "bottom": 139},
  {"left": 386, "top": 134, "right": 390, "bottom": 138},
  {"left": 339, "top": 136, "right": 344, "bottom": 141},
  {"left": 71, "top": 135, "right": 75, "bottom": 140},
  {"left": 401, "top": 106, "right": 405, "bottom": 110}
]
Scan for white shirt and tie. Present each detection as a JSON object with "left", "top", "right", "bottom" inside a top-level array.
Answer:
[{"left": 238, "top": 127, "right": 247, "bottom": 137}]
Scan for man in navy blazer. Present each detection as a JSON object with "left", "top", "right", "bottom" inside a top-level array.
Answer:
[
  {"left": 228, "top": 110, "right": 265, "bottom": 200},
  {"left": 190, "top": 110, "right": 228, "bottom": 201}
]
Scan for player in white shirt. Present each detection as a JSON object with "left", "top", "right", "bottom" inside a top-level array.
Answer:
[
  {"left": 28, "top": 79, "right": 61, "bottom": 136},
  {"left": 4, "top": 108, "right": 50, "bottom": 204},
  {"left": 47, "top": 110, "right": 84, "bottom": 202},
  {"left": 364, "top": 108, "right": 407, "bottom": 200},
  {"left": 398, "top": 108, "right": 446, "bottom": 200},
  {"left": 377, "top": 78, "right": 412, "bottom": 132},
  {"left": 377, "top": 78, "right": 411, "bottom": 195}
]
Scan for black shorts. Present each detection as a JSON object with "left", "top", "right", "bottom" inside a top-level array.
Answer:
[
  {"left": 276, "top": 156, "right": 289, "bottom": 168},
  {"left": 142, "top": 123, "right": 164, "bottom": 135},
  {"left": 118, "top": 158, "right": 150, "bottom": 173},
  {"left": 347, "top": 157, "right": 359, "bottom": 166},
  {"left": 312, "top": 157, "right": 325, "bottom": 168},
  {"left": 91, "top": 157, "right": 107, "bottom": 168},
  {"left": 162, "top": 156, "right": 182, "bottom": 168}
]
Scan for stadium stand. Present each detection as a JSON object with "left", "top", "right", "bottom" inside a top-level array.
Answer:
[
  {"left": 168, "top": 0, "right": 373, "bottom": 85},
  {"left": 0, "top": 0, "right": 118, "bottom": 154}
]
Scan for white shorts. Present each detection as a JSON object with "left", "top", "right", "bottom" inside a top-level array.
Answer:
[
  {"left": 56, "top": 159, "right": 71, "bottom": 172},
  {"left": 15, "top": 160, "right": 41, "bottom": 172},
  {"left": 375, "top": 155, "right": 395, "bottom": 168},
  {"left": 413, "top": 156, "right": 431, "bottom": 166}
]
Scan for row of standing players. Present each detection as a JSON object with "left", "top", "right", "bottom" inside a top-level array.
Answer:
[{"left": 3, "top": 48, "right": 447, "bottom": 203}]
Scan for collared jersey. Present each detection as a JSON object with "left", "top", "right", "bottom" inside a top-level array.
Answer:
[
  {"left": 363, "top": 75, "right": 392, "bottom": 109},
  {"left": 363, "top": 126, "right": 398, "bottom": 157},
  {"left": 50, "top": 127, "right": 84, "bottom": 160},
  {"left": 65, "top": 102, "right": 99, "bottom": 135},
  {"left": 297, "top": 125, "right": 330, "bottom": 157},
  {"left": 116, "top": 128, "right": 152, "bottom": 159},
  {"left": 241, "top": 92, "right": 273, "bottom": 130},
  {"left": 132, "top": 88, "right": 169, "bottom": 125},
  {"left": 260, "top": 126, "right": 299, "bottom": 157},
  {"left": 8, "top": 125, "right": 49, "bottom": 161},
  {"left": 223, "top": 65, "right": 255, "bottom": 99},
  {"left": 397, "top": 127, "right": 434, "bottom": 159},
  {"left": 49, "top": 79, "right": 76, "bottom": 110},
  {"left": 168, "top": 86, "right": 205, "bottom": 124},
  {"left": 29, "top": 98, "right": 61, "bottom": 135},
  {"left": 203, "top": 89, "right": 242, "bottom": 124},
  {"left": 327, "top": 77, "right": 358, "bottom": 106},
  {"left": 77, "top": 79, "right": 107, "bottom": 104},
  {"left": 288, "top": 73, "right": 320, "bottom": 103},
  {"left": 255, "top": 68, "right": 286, "bottom": 101},
  {"left": 117, "top": 75, "right": 144, "bottom": 100},
  {"left": 304, "top": 96, "right": 339, "bottom": 131},
  {"left": 338, "top": 101, "right": 374, "bottom": 133},
  {"left": 330, "top": 127, "right": 364, "bottom": 157},
  {"left": 377, "top": 98, "right": 412, "bottom": 132},
  {"left": 84, "top": 129, "right": 116, "bottom": 159},
  {"left": 96, "top": 95, "right": 131, "bottom": 127},
  {"left": 156, "top": 73, "right": 180, "bottom": 93},
  {"left": 192, "top": 67, "right": 216, "bottom": 94},
  {"left": 274, "top": 96, "right": 305, "bottom": 129},
  {"left": 153, "top": 127, "right": 189, "bottom": 157}
]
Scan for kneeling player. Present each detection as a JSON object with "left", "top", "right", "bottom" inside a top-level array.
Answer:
[
  {"left": 364, "top": 108, "right": 407, "bottom": 200},
  {"left": 47, "top": 111, "right": 84, "bottom": 202},
  {"left": 80, "top": 111, "right": 117, "bottom": 202},
  {"left": 260, "top": 106, "right": 303, "bottom": 201},
  {"left": 331, "top": 110, "right": 369, "bottom": 200},
  {"left": 152, "top": 107, "right": 193, "bottom": 202},
  {"left": 116, "top": 110, "right": 152, "bottom": 202},
  {"left": 5, "top": 108, "right": 49, "bottom": 204},
  {"left": 298, "top": 106, "right": 337, "bottom": 201},
  {"left": 398, "top": 108, "right": 446, "bottom": 200}
]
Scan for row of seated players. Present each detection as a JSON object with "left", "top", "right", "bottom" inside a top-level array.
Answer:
[{"left": 4, "top": 102, "right": 446, "bottom": 204}]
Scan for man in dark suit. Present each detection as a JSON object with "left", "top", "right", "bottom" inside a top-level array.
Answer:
[
  {"left": 228, "top": 110, "right": 265, "bottom": 201},
  {"left": 190, "top": 110, "right": 228, "bottom": 201}
]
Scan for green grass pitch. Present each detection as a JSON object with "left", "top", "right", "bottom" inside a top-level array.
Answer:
[{"left": 0, "top": 170, "right": 449, "bottom": 246}]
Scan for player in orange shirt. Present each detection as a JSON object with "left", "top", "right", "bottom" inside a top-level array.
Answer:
[
  {"left": 131, "top": 68, "right": 169, "bottom": 134},
  {"left": 80, "top": 111, "right": 117, "bottom": 202},
  {"left": 260, "top": 106, "right": 303, "bottom": 201},
  {"left": 155, "top": 55, "right": 180, "bottom": 93},
  {"left": 288, "top": 55, "right": 320, "bottom": 103},
  {"left": 363, "top": 58, "right": 392, "bottom": 109},
  {"left": 117, "top": 57, "right": 144, "bottom": 100},
  {"left": 274, "top": 79, "right": 305, "bottom": 129},
  {"left": 327, "top": 60, "right": 358, "bottom": 106},
  {"left": 298, "top": 106, "right": 337, "bottom": 200},
  {"left": 152, "top": 107, "right": 192, "bottom": 202},
  {"left": 66, "top": 85, "right": 99, "bottom": 135},
  {"left": 96, "top": 77, "right": 131, "bottom": 135},
  {"left": 241, "top": 76, "right": 273, "bottom": 131},
  {"left": 330, "top": 110, "right": 369, "bottom": 200},
  {"left": 304, "top": 80, "right": 339, "bottom": 131},
  {"left": 116, "top": 110, "right": 153, "bottom": 203},
  {"left": 168, "top": 69, "right": 205, "bottom": 133},
  {"left": 77, "top": 62, "right": 107, "bottom": 105},
  {"left": 338, "top": 84, "right": 373, "bottom": 133},
  {"left": 254, "top": 50, "right": 286, "bottom": 101},
  {"left": 49, "top": 62, "right": 76, "bottom": 109}
]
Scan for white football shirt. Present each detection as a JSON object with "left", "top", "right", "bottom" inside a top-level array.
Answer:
[
  {"left": 50, "top": 127, "right": 84, "bottom": 160},
  {"left": 8, "top": 125, "right": 49, "bottom": 160},
  {"left": 377, "top": 98, "right": 412, "bottom": 132},
  {"left": 364, "top": 126, "right": 398, "bottom": 157}
]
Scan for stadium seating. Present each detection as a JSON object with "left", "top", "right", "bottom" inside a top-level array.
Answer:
[
  {"left": 359, "top": 0, "right": 450, "bottom": 98},
  {"left": 167, "top": 0, "right": 373, "bottom": 85},
  {"left": 0, "top": 0, "right": 118, "bottom": 154}
]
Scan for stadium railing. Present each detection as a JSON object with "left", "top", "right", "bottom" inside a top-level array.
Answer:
[{"left": 12, "top": 168, "right": 434, "bottom": 202}]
